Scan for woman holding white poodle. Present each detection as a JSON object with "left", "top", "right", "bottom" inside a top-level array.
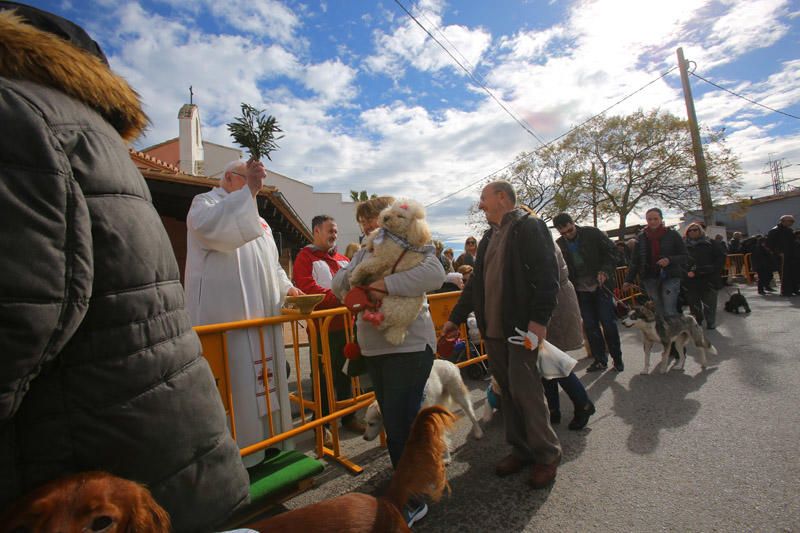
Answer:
[{"left": 332, "top": 196, "right": 445, "bottom": 527}]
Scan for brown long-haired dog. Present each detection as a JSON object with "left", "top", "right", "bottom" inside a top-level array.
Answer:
[
  {"left": 250, "top": 405, "right": 455, "bottom": 533},
  {"left": 0, "top": 471, "right": 171, "bottom": 533}
]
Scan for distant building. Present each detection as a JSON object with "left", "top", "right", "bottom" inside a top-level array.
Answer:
[
  {"left": 682, "top": 189, "right": 800, "bottom": 237},
  {"left": 141, "top": 103, "right": 362, "bottom": 247}
]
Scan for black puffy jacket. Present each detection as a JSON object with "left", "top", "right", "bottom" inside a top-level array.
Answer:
[
  {"left": 0, "top": 9, "right": 248, "bottom": 530},
  {"left": 625, "top": 227, "right": 688, "bottom": 282},
  {"left": 685, "top": 237, "right": 725, "bottom": 287}
]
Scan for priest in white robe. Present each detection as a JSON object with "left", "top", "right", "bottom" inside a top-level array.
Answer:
[{"left": 185, "top": 159, "right": 302, "bottom": 467}]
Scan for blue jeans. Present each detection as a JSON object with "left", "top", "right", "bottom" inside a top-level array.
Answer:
[
  {"left": 577, "top": 289, "right": 622, "bottom": 365},
  {"left": 364, "top": 347, "right": 434, "bottom": 468},
  {"left": 642, "top": 277, "right": 681, "bottom": 318},
  {"left": 542, "top": 372, "right": 590, "bottom": 413}
]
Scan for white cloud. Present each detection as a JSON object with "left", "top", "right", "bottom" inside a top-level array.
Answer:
[
  {"left": 207, "top": 0, "right": 301, "bottom": 44},
  {"left": 364, "top": 0, "right": 492, "bottom": 79},
  {"left": 303, "top": 60, "right": 358, "bottom": 105},
  {"left": 88, "top": 0, "right": 798, "bottom": 242}
]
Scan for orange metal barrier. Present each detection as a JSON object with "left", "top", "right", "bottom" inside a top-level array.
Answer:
[
  {"left": 194, "top": 292, "right": 492, "bottom": 476},
  {"left": 725, "top": 253, "right": 753, "bottom": 282},
  {"left": 615, "top": 266, "right": 642, "bottom": 302},
  {"left": 428, "top": 291, "right": 488, "bottom": 368},
  {"left": 194, "top": 310, "right": 374, "bottom": 475}
]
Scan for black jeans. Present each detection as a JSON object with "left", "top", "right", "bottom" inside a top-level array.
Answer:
[
  {"left": 542, "top": 372, "right": 590, "bottom": 413},
  {"left": 313, "top": 329, "right": 356, "bottom": 424},
  {"left": 577, "top": 289, "right": 622, "bottom": 365},
  {"left": 757, "top": 269, "right": 773, "bottom": 292},
  {"left": 365, "top": 346, "right": 434, "bottom": 467}
]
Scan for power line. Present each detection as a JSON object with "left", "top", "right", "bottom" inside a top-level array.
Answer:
[
  {"left": 690, "top": 71, "right": 800, "bottom": 120},
  {"left": 415, "top": 9, "right": 482, "bottom": 82},
  {"left": 424, "top": 65, "right": 678, "bottom": 208},
  {"left": 393, "top": 0, "right": 546, "bottom": 145}
]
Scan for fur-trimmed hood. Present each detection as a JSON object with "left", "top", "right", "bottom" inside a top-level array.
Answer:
[{"left": 0, "top": 9, "right": 148, "bottom": 141}]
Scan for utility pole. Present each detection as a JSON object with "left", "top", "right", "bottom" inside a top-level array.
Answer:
[
  {"left": 764, "top": 154, "right": 786, "bottom": 194},
  {"left": 591, "top": 162, "right": 598, "bottom": 226},
  {"left": 677, "top": 47, "right": 714, "bottom": 226}
]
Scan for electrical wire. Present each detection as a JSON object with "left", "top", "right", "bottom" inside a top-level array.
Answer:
[
  {"left": 424, "top": 65, "right": 679, "bottom": 208},
  {"left": 393, "top": 0, "right": 546, "bottom": 145},
  {"left": 690, "top": 71, "right": 800, "bottom": 121}
]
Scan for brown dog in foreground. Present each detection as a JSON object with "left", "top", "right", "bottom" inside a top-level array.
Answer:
[
  {"left": 1, "top": 471, "right": 170, "bottom": 533},
  {"left": 249, "top": 405, "right": 456, "bottom": 533}
]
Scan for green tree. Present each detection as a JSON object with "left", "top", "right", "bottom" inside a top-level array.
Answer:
[
  {"left": 550, "top": 109, "right": 741, "bottom": 230},
  {"left": 350, "top": 190, "right": 377, "bottom": 202}
]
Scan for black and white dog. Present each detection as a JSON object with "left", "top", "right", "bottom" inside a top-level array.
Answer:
[
  {"left": 622, "top": 302, "right": 717, "bottom": 374},
  {"left": 724, "top": 289, "right": 751, "bottom": 314}
]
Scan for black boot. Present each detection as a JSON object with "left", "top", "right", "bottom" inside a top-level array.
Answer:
[{"left": 568, "top": 401, "right": 596, "bottom": 430}]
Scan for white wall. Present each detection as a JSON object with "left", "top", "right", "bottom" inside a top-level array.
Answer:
[
  {"left": 267, "top": 173, "right": 360, "bottom": 248},
  {"left": 202, "top": 142, "right": 243, "bottom": 178}
]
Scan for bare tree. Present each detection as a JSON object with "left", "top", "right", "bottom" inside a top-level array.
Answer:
[{"left": 466, "top": 150, "right": 592, "bottom": 232}]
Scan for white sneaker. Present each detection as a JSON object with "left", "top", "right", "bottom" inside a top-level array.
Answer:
[{"left": 403, "top": 501, "right": 428, "bottom": 528}]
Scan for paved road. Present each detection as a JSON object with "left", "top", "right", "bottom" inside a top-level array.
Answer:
[{"left": 279, "top": 283, "right": 799, "bottom": 532}]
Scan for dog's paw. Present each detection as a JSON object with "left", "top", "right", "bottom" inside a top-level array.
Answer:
[
  {"left": 659, "top": 365, "right": 669, "bottom": 374},
  {"left": 473, "top": 426, "right": 484, "bottom": 440}
]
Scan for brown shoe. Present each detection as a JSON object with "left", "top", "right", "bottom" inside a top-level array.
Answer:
[
  {"left": 495, "top": 454, "right": 530, "bottom": 477},
  {"left": 528, "top": 462, "right": 558, "bottom": 489},
  {"left": 342, "top": 419, "right": 366, "bottom": 434}
]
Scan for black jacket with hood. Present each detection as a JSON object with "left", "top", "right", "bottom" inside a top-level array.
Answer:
[
  {"left": 449, "top": 210, "right": 560, "bottom": 338},
  {"left": 0, "top": 6, "right": 248, "bottom": 529}
]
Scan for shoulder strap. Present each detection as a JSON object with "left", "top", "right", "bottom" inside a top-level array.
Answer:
[{"left": 391, "top": 248, "right": 409, "bottom": 274}]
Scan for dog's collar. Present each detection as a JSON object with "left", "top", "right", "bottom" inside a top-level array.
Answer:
[{"left": 373, "top": 228, "right": 427, "bottom": 253}]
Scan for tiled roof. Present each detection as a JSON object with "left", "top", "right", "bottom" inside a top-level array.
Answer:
[{"left": 129, "top": 148, "right": 180, "bottom": 173}]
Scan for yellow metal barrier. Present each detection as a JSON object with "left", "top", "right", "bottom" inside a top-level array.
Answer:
[
  {"left": 194, "top": 310, "right": 374, "bottom": 475},
  {"left": 428, "top": 291, "right": 488, "bottom": 368},
  {"left": 725, "top": 253, "right": 753, "bottom": 282},
  {"left": 194, "top": 292, "right": 492, "bottom": 476},
  {"left": 615, "top": 266, "right": 642, "bottom": 302}
]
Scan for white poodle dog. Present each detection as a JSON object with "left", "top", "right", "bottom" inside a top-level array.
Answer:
[
  {"left": 362, "top": 359, "right": 484, "bottom": 464},
  {"left": 348, "top": 199, "right": 432, "bottom": 345}
]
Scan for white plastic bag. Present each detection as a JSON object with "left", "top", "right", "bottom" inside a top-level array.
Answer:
[{"left": 507, "top": 327, "right": 577, "bottom": 379}]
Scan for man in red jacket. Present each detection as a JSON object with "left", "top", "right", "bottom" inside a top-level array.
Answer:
[{"left": 293, "top": 215, "right": 364, "bottom": 435}]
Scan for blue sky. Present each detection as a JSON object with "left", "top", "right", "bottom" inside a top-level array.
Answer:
[{"left": 23, "top": 0, "right": 800, "bottom": 250}]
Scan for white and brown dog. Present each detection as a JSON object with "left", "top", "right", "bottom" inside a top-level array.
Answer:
[
  {"left": 349, "top": 199, "right": 432, "bottom": 345},
  {"left": 363, "top": 359, "right": 483, "bottom": 464},
  {"left": 622, "top": 302, "right": 717, "bottom": 374}
]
